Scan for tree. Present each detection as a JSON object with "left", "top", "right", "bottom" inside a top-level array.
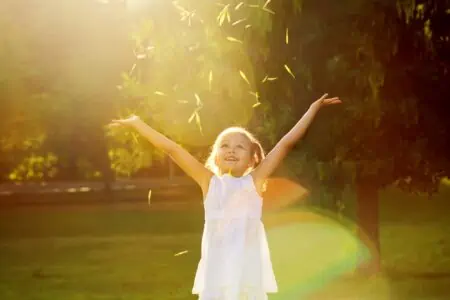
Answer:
[
  {"left": 111, "top": 0, "right": 279, "bottom": 172},
  {"left": 0, "top": 0, "right": 130, "bottom": 186},
  {"left": 260, "top": 0, "right": 450, "bottom": 272}
]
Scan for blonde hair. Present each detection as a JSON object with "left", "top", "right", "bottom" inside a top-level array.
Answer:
[{"left": 205, "top": 127, "right": 265, "bottom": 175}]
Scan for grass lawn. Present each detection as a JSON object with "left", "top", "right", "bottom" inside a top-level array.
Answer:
[{"left": 1, "top": 185, "right": 450, "bottom": 300}]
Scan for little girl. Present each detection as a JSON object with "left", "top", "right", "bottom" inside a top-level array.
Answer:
[{"left": 111, "top": 93, "right": 340, "bottom": 299}]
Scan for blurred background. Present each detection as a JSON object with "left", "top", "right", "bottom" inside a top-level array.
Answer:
[{"left": 1, "top": 0, "right": 450, "bottom": 299}]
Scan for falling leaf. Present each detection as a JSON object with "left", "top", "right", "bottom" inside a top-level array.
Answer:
[
  {"left": 217, "top": 4, "right": 229, "bottom": 26},
  {"left": 226, "top": 36, "right": 243, "bottom": 43},
  {"left": 249, "top": 91, "right": 259, "bottom": 99},
  {"left": 262, "top": 7, "right": 275, "bottom": 14},
  {"left": 239, "top": 70, "right": 250, "bottom": 86},
  {"left": 208, "top": 71, "right": 213, "bottom": 91},
  {"left": 235, "top": 2, "right": 244, "bottom": 10},
  {"left": 194, "top": 93, "right": 202, "bottom": 106},
  {"left": 248, "top": 4, "right": 259, "bottom": 8},
  {"left": 284, "top": 64, "right": 295, "bottom": 78},
  {"left": 174, "top": 250, "right": 189, "bottom": 257},
  {"left": 188, "top": 111, "right": 196, "bottom": 123},
  {"left": 218, "top": 13, "right": 226, "bottom": 26},
  {"left": 245, "top": 24, "right": 252, "bottom": 29},
  {"left": 131, "top": 132, "right": 139, "bottom": 144},
  {"left": 195, "top": 112, "right": 203, "bottom": 135},
  {"left": 263, "top": 0, "right": 271, "bottom": 9},
  {"left": 129, "top": 63, "right": 137, "bottom": 75},
  {"left": 148, "top": 190, "right": 152, "bottom": 206},
  {"left": 262, "top": 75, "right": 278, "bottom": 83},
  {"left": 232, "top": 18, "right": 246, "bottom": 26},
  {"left": 154, "top": 91, "right": 166, "bottom": 96},
  {"left": 253, "top": 102, "right": 261, "bottom": 108},
  {"left": 286, "top": 28, "right": 289, "bottom": 44}
]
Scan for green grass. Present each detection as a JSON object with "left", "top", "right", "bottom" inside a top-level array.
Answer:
[
  {"left": 0, "top": 205, "right": 203, "bottom": 300},
  {"left": 1, "top": 185, "right": 450, "bottom": 300}
]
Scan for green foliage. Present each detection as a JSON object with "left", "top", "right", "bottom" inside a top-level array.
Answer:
[{"left": 0, "top": 0, "right": 449, "bottom": 190}]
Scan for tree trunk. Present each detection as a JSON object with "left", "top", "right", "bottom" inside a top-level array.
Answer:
[{"left": 356, "top": 181, "right": 381, "bottom": 275}]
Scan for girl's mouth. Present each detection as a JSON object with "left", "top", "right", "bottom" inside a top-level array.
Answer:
[{"left": 225, "top": 156, "right": 238, "bottom": 162}]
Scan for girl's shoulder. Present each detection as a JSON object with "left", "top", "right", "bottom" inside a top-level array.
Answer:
[{"left": 201, "top": 172, "right": 215, "bottom": 200}]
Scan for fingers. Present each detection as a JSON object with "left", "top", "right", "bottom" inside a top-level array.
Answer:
[
  {"left": 318, "top": 93, "right": 329, "bottom": 102},
  {"left": 326, "top": 99, "right": 342, "bottom": 105}
]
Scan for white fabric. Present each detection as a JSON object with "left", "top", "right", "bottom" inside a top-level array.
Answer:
[{"left": 192, "top": 174, "right": 278, "bottom": 299}]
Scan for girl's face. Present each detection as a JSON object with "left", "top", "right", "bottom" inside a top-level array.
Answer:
[{"left": 215, "top": 132, "right": 254, "bottom": 176}]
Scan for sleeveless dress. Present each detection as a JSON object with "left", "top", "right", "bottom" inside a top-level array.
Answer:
[{"left": 192, "top": 174, "right": 278, "bottom": 300}]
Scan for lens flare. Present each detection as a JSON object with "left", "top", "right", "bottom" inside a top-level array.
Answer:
[
  {"left": 262, "top": 177, "right": 309, "bottom": 211},
  {"left": 263, "top": 208, "right": 387, "bottom": 299}
]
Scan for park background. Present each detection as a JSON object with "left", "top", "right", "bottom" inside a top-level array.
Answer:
[{"left": 1, "top": 0, "right": 450, "bottom": 299}]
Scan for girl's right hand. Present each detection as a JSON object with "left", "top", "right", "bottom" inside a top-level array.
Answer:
[{"left": 109, "top": 115, "right": 141, "bottom": 128}]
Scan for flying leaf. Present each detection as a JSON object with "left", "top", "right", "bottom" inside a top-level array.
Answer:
[
  {"left": 262, "top": 7, "right": 275, "bottom": 14},
  {"left": 154, "top": 91, "right": 166, "bottom": 96},
  {"left": 262, "top": 75, "right": 278, "bottom": 83},
  {"left": 245, "top": 24, "right": 252, "bottom": 29},
  {"left": 249, "top": 91, "right": 259, "bottom": 99},
  {"left": 174, "top": 250, "right": 189, "bottom": 257},
  {"left": 194, "top": 93, "right": 202, "bottom": 106},
  {"left": 218, "top": 12, "right": 226, "bottom": 26},
  {"left": 208, "top": 70, "right": 213, "bottom": 91},
  {"left": 286, "top": 28, "right": 289, "bottom": 44},
  {"left": 136, "top": 54, "right": 146, "bottom": 60},
  {"left": 195, "top": 112, "right": 203, "bottom": 135},
  {"left": 131, "top": 132, "right": 139, "bottom": 144},
  {"left": 239, "top": 70, "right": 250, "bottom": 86},
  {"left": 284, "top": 64, "right": 295, "bottom": 78},
  {"left": 188, "top": 111, "right": 196, "bottom": 123},
  {"left": 248, "top": 4, "right": 259, "bottom": 8},
  {"left": 232, "top": 18, "right": 246, "bottom": 26},
  {"left": 235, "top": 2, "right": 244, "bottom": 10},
  {"left": 263, "top": 0, "right": 271, "bottom": 9},
  {"left": 249, "top": 91, "right": 260, "bottom": 107},
  {"left": 217, "top": 4, "right": 229, "bottom": 26},
  {"left": 129, "top": 63, "right": 137, "bottom": 75},
  {"left": 226, "top": 36, "right": 243, "bottom": 43}
]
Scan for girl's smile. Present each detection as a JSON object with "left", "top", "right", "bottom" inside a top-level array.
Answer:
[{"left": 216, "top": 133, "right": 254, "bottom": 176}]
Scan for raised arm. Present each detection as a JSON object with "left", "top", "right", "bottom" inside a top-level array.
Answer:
[
  {"left": 110, "top": 116, "right": 212, "bottom": 194},
  {"left": 252, "top": 94, "right": 341, "bottom": 187}
]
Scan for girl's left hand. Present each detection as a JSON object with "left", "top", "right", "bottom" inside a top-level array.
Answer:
[{"left": 310, "top": 93, "right": 341, "bottom": 110}]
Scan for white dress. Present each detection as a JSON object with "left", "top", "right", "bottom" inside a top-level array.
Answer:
[{"left": 192, "top": 174, "right": 278, "bottom": 300}]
